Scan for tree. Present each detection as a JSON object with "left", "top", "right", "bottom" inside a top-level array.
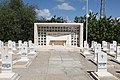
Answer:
[
  {"left": 74, "top": 12, "right": 120, "bottom": 44},
  {"left": 0, "top": 0, "right": 36, "bottom": 42}
]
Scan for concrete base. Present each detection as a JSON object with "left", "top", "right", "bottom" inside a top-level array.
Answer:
[
  {"left": 0, "top": 72, "right": 20, "bottom": 80},
  {"left": 103, "top": 48, "right": 108, "bottom": 52},
  {"left": 9, "top": 52, "right": 14, "bottom": 54},
  {"left": 18, "top": 58, "right": 29, "bottom": 62},
  {"left": 95, "top": 71, "right": 113, "bottom": 77},
  {"left": 93, "top": 57, "right": 97, "bottom": 62},
  {"left": 109, "top": 52, "right": 116, "bottom": 54},
  {"left": 28, "top": 51, "right": 36, "bottom": 54},
  {"left": 83, "top": 51, "right": 91, "bottom": 54},
  {"left": 13, "top": 48, "right": 17, "bottom": 51},
  {"left": 13, "top": 58, "right": 31, "bottom": 68},
  {"left": 17, "top": 51, "right": 21, "bottom": 54},
  {"left": 90, "top": 71, "right": 118, "bottom": 80},
  {"left": 116, "top": 59, "right": 120, "bottom": 62},
  {"left": 111, "top": 59, "right": 120, "bottom": 64}
]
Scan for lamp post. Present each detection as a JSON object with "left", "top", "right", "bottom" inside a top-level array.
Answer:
[{"left": 86, "top": 0, "right": 88, "bottom": 42}]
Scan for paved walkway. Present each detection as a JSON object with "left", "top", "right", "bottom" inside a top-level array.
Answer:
[{"left": 14, "top": 47, "right": 92, "bottom": 80}]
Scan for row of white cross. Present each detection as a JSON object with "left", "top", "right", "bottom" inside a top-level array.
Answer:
[
  {"left": 0, "top": 40, "right": 36, "bottom": 79},
  {"left": 84, "top": 41, "right": 120, "bottom": 62},
  {"left": 7, "top": 40, "right": 36, "bottom": 54},
  {"left": 83, "top": 41, "right": 120, "bottom": 77}
]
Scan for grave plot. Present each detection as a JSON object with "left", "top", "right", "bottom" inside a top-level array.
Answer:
[
  {"left": 108, "top": 46, "right": 120, "bottom": 64},
  {"left": 83, "top": 41, "right": 90, "bottom": 54},
  {"left": 116, "top": 46, "right": 120, "bottom": 62},
  {"left": 89, "top": 43, "right": 101, "bottom": 65},
  {"left": 82, "top": 41, "right": 97, "bottom": 61},
  {"left": 28, "top": 40, "right": 37, "bottom": 58},
  {"left": 0, "top": 40, "right": 38, "bottom": 79},
  {"left": 13, "top": 41, "right": 32, "bottom": 68},
  {"left": 80, "top": 41, "right": 120, "bottom": 80},
  {"left": 109, "top": 44, "right": 116, "bottom": 54},
  {"left": 17, "top": 40, "right": 22, "bottom": 54},
  {"left": 90, "top": 47, "right": 119, "bottom": 80},
  {"left": 107, "top": 41, "right": 117, "bottom": 57},
  {"left": 102, "top": 41, "right": 109, "bottom": 52},
  {"left": 0, "top": 46, "right": 20, "bottom": 80},
  {"left": 81, "top": 41, "right": 93, "bottom": 59}
]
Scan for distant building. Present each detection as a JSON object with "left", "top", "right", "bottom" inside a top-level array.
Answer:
[{"left": 34, "top": 23, "right": 83, "bottom": 48}]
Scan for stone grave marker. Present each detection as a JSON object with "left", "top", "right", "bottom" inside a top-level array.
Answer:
[
  {"left": 113, "top": 41, "right": 117, "bottom": 51},
  {"left": 0, "top": 46, "right": 19, "bottom": 79},
  {"left": 83, "top": 41, "right": 90, "bottom": 54},
  {"left": 29, "top": 43, "right": 36, "bottom": 54},
  {"left": 109, "top": 44, "right": 115, "bottom": 54},
  {"left": 18, "top": 40, "right": 22, "bottom": 54},
  {"left": 28, "top": 40, "right": 36, "bottom": 54},
  {"left": 12, "top": 41, "right": 16, "bottom": 51},
  {"left": 20, "top": 42, "right": 29, "bottom": 61},
  {"left": 8, "top": 40, "right": 14, "bottom": 54},
  {"left": 0, "top": 40, "right": 2, "bottom": 48},
  {"left": 91, "top": 41, "right": 94, "bottom": 50},
  {"left": 28, "top": 40, "right": 32, "bottom": 48},
  {"left": 28, "top": 40, "right": 32, "bottom": 52},
  {"left": 95, "top": 49, "right": 115, "bottom": 77},
  {"left": 102, "top": 41, "right": 108, "bottom": 51},
  {"left": 0, "top": 40, "right": 2, "bottom": 54},
  {"left": 116, "top": 46, "right": 120, "bottom": 61},
  {"left": 1, "top": 47, "right": 12, "bottom": 73},
  {"left": 97, "top": 52, "right": 107, "bottom": 73},
  {"left": 94, "top": 44, "right": 101, "bottom": 62},
  {"left": 1, "top": 41, "right": 4, "bottom": 47},
  {"left": 93, "top": 41, "right": 97, "bottom": 51}
]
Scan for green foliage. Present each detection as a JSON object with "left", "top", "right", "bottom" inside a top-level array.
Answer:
[
  {"left": 36, "top": 15, "right": 67, "bottom": 23},
  {"left": 74, "top": 12, "right": 120, "bottom": 44},
  {"left": 1, "top": 0, "right": 119, "bottom": 44},
  {"left": 0, "top": 0, "right": 36, "bottom": 42}
]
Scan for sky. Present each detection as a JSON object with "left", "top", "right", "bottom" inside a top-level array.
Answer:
[{"left": 23, "top": 0, "right": 120, "bottom": 22}]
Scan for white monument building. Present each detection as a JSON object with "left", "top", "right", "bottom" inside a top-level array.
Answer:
[{"left": 34, "top": 23, "right": 83, "bottom": 48}]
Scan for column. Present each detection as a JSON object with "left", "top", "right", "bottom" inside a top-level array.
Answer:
[
  {"left": 80, "top": 23, "right": 83, "bottom": 49},
  {"left": 34, "top": 23, "right": 38, "bottom": 46}
]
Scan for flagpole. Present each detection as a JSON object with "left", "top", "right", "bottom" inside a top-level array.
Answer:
[{"left": 86, "top": 0, "right": 88, "bottom": 42}]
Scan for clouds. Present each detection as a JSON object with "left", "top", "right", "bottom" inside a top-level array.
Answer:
[
  {"left": 82, "top": 6, "right": 86, "bottom": 10},
  {"left": 35, "top": 9, "right": 52, "bottom": 19},
  {"left": 56, "top": 0, "right": 65, "bottom": 2},
  {"left": 55, "top": 3, "right": 75, "bottom": 11}
]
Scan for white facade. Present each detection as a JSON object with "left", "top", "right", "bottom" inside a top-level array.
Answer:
[{"left": 34, "top": 23, "right": 83, "bottom": 48}]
